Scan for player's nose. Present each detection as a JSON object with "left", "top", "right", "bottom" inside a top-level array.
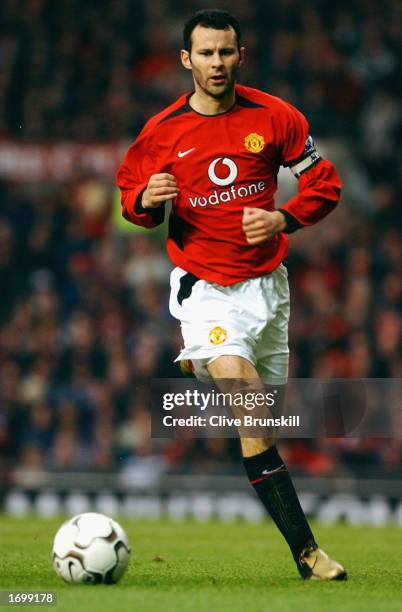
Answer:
[{"left": 211, "top": 52, "right": 224, "bottom": 67}]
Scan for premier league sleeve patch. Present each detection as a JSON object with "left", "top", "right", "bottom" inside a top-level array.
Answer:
[
  {"left": 288, "top": 135, "right": 321, "bottom": 178},
  {"left": 303, "top": 135, "right": 316, "bottom": 155}
]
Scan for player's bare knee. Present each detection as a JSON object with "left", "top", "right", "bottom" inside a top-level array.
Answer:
[{"left": 207, "top": 355, "right": 260, "bottom": 381}]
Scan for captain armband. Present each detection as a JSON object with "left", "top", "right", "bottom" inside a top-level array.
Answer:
[{"left": 288, "top": 135, "right": 322, "bottom": 178}]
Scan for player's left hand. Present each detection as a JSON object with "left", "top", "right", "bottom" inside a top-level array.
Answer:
[{"left": 242, "top": 208, "right": 287, "bottom": 245}]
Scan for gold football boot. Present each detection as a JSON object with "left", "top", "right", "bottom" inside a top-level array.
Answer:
[{"left": 299, "top": 545, "right": 347, "bottom": 580}]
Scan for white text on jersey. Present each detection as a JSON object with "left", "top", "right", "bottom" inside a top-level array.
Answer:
[{"left": 189, "top": 181, "right": 266, "bottom": 208}]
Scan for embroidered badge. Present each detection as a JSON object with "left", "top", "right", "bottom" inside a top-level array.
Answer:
[
  {"left": 208, "top": 326, "right": 228, "bottom": 345},
  {"left": 244, "top": 133, "right": 265, "bottom": 153}
]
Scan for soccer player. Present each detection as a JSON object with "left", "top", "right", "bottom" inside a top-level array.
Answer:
[{"left": 117, "top": 9, "right": 346, "bottom": 580}]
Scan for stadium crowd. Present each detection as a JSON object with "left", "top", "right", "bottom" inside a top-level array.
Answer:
[{"left": 0, "top": 0, "right": 400, "bottom": 481}]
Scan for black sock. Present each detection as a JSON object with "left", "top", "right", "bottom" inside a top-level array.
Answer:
[{"left": 243, "top": 445, "right": 316, "bottom": 566}]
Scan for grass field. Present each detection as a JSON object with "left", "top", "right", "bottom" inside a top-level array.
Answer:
[{"left": 1, "top": 517, "right": 402, "bottom": 612}]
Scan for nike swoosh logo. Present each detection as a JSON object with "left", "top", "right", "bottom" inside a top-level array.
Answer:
[
  {"left": 261, "top": 464, "right": 286, "bottom": 476},
  {"left": 178, "top": 148, "right": 195, "bottom": 158}
]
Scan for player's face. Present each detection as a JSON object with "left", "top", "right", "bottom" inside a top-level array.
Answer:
[{"left": 181, "top": 26, "right": 244, "bottom": 99}]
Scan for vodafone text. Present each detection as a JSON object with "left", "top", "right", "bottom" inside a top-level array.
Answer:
[{"left": 189, "top": 181, "right": 266, "bottom": 208}]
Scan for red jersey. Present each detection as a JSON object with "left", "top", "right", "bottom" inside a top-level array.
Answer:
[{"left": 116, "top": 84, "right": 341, "bottom": 285}]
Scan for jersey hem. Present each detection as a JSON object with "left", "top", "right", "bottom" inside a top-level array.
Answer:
[{"left": 167, "top": 240, "right": 289, "bottom": 286}]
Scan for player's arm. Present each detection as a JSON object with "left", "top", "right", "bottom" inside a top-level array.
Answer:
[
  {"left": 116, "top": 126, "right": 177, "bottom": 228},
  {"left": 277, "top": 104, "right": 342, "bottom": 233},
  {"left": 242, "top": 104, "right": 341, "bottom": 245}
]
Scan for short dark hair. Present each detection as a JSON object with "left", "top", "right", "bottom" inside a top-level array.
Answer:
[{"left": 183, "top": 9, "right": 242, "bottom": 53}]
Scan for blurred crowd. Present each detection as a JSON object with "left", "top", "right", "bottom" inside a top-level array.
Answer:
[
  {"left": 1, "top": 0, "right": 401, "bottom": 145},
  {"left": 0, "top": 0, "right": 401, "bottom": 481}
]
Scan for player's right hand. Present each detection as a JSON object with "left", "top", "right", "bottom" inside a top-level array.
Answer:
[{"left": 142, "top": 173, "right": 179, "bottom": 208}]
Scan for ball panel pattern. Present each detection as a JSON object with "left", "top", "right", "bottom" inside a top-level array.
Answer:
[{"left": 52, "top": 512, "right": 131, "bottom": 584}]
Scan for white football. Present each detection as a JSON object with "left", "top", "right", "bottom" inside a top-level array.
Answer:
[{"left": 52, "top": 512, "right": 131, "bottom": 584}]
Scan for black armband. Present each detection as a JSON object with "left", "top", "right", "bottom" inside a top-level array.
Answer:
[{"left": 286, "top": 135, "right": 321, "bottom": 178}]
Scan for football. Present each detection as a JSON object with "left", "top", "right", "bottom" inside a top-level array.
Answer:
[{"left": 52, "top": 512, "right": 131, "bottom": 584}]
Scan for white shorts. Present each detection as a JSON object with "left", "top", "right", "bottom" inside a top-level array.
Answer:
[{"left": 169, "top": 264, "right": 290, "bottom": 383}]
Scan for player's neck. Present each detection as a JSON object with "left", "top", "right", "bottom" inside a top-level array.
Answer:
[{"left": 189, "top": 88, "right": 236, "bottom": 116}]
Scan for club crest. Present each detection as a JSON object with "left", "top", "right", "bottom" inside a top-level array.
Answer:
[
  {"left": 208, "top": 326, "right": 228, "bottom": 345},
  {"left": 244, "top": 132, "right": 265, "bottom": 153}
]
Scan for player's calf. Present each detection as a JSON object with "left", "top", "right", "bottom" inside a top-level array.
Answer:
[{"left": 243, "top": 444, "right": 347, "bottom": 580}]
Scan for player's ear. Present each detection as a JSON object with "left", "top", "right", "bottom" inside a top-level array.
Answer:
[
  {"left": 238, "top": 46, "right": 245, "bottom": 67},
  {"left": 181, "top": 49, "right": 192, "bottom": 70}
]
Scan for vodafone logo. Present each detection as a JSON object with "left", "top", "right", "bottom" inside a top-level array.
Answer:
[
  {"left": 188, "top": 155, "right": 266, "bottom": 208},
  {"left": 208, "top": 157, "right": 238, "bottom": 186}
]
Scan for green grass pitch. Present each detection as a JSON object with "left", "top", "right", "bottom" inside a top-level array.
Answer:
[{"left": 1, "top": 517, "right": 402, "bottom": 612}]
